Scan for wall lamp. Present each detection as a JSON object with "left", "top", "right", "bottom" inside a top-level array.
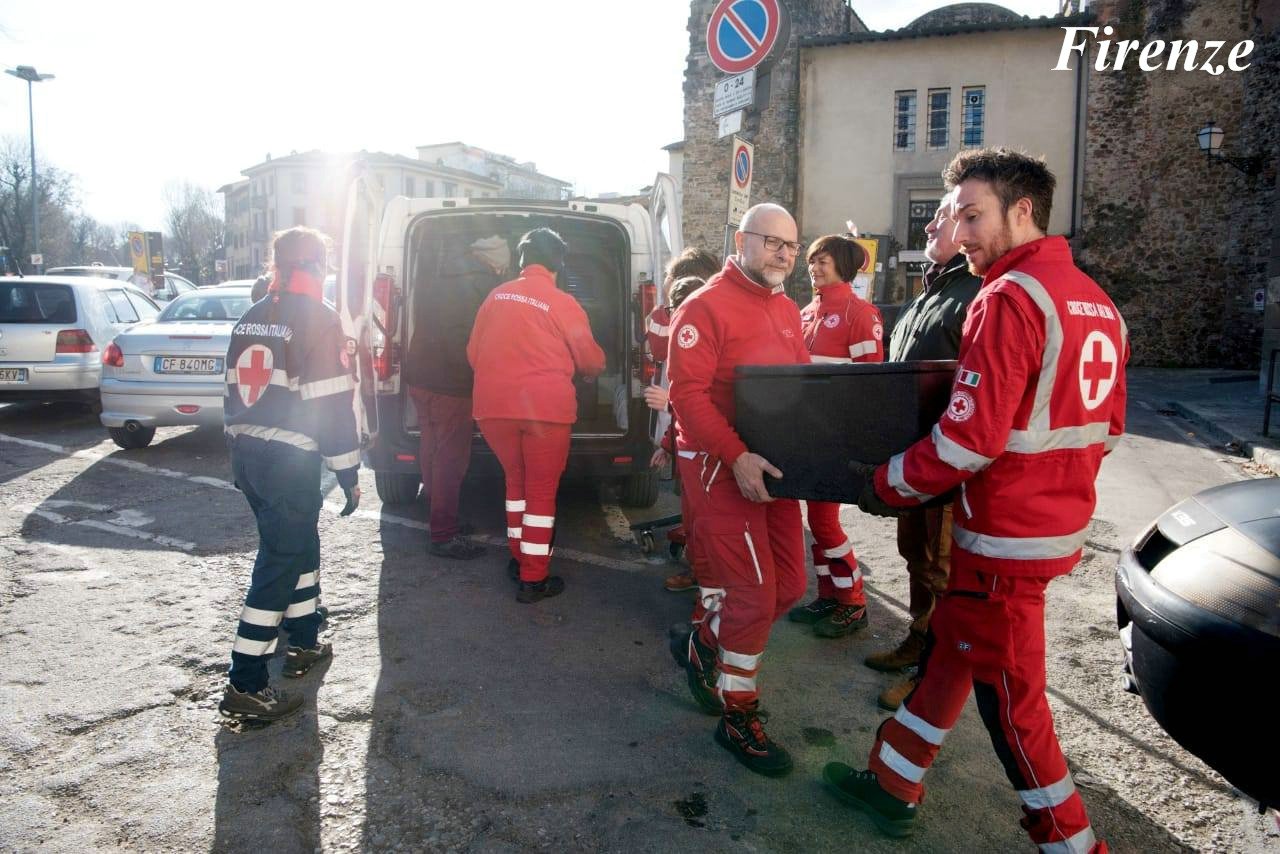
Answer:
[{"left": 1197, "top": 121, "right": 1265, "bottom": 177}]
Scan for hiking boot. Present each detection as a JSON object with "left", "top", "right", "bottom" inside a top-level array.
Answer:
[
  {"left": 516, "top": 576, "right": 565, "bottom": 604},
  {"left": 715, "top": 706, "right": 793, "bottom": 777},
  {"left": 283, "top": 642, "right": 333, "bottom": 678},
  {"left": 814, "top": 603, "right": 869, "bottom": 638},
  {"left": 788, "top": 596, "right": 838, "bottom": 624},
  {"left": 219, "top": 683, "right": 304, "bottom": 722},
  {"left": 669, "top": 628, "right": 723, "bottom": 715},
  {"left": 877, "top": 675, "right": 919, "bottom": 711},
  {"left": 864, "top": 629, "right": 927, "bottom": 673},
  {"left": 428, "top": 536, "right": 484, "bottom": 560},
  {"left": 664, "top": 570, "right": 697, "bottom": 592},
  {"left": 822, "top": 764, "right": 917, "bottom": 838}
]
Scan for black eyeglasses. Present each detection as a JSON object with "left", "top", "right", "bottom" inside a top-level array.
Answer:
[{"left": 741, "top": 231, "right": 804, "bottom": 254}]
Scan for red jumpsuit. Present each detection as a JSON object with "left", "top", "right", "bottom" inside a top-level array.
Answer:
[
  {"left": 798, "top": 282, "right": 884, "bottom": 607},
  {"left": 467, "top": 264, "right": 606, "bottom": 582},
  {"left": 666, "top": 258, "right": 810, "bottom": 712},
  {"left": 867, "top": 237, "right": 1127, "bottom": 854}
]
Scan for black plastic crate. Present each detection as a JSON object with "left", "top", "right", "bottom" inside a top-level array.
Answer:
[{"left": 734, "top": 360, "right": 957, "bottom": 503}]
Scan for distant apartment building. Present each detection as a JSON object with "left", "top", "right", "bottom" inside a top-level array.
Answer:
[{"left": 415, "top": 142, "right": 572, "bottom": 200}]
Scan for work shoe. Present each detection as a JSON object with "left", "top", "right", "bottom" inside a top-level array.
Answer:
[
  {"left": 814, "top": 604, "right": 869, "bottom": 638},
  {"left": 428, "top": 536, "right": 484, "bottom": 560},
  {"left": 877, "top": 675, "right": 919, "bottom": 711},
  {"left": 714, "top": 706, "right": 793, "bottom": 777},
  {"left": 664, "top": 570, "right": 697, "bottom": 592},
  {"left": 669, "top": 628, "right": 723, "bottom": 715},
  {"left": 219, "top": 683, "right": 304, "bottom": 722},
  {"left": 283, "top": 642, "right": 333, "bottom": 678},
  {"left": 864, "top": 629, "right": 927, "bottom": 673},
  {"left": 822, "top": 764, "right": 917, "bottom": 838},
  {"left": 516, "top": 576, "right": 565, "bottom": 604},
  {"left": 788, "top": 596, "right": 838, "bottom": 624}
]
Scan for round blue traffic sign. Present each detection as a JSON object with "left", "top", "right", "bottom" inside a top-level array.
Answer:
[
  {"left": 707, "top": 0, "right": 784, "bottom": 75},
  {"left": 733, "top": 144, "right": 752, "bottom": 188}
]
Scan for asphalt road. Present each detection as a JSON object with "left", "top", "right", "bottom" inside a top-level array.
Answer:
[{"left": 0, "top": 396, "right": 1275, "bottom": 853}]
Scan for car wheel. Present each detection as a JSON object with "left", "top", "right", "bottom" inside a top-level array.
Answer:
[
  {"left": 620, "top": 469, "right": 660, "bottom": 508},
  {"left": 375, "top": 471, "right": 421, "bottom": 505},
  {"left": 108, "top": 425, "right": 156, "bottom": 449}
]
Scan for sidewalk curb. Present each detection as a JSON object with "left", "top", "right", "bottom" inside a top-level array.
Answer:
[{"left": 1168, "top": 401, "right": 1280, "bottom": 476}]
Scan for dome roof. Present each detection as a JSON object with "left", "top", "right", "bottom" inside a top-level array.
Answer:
[{"left": 905, "top": 3, "right": 1023, "bottom": 31}]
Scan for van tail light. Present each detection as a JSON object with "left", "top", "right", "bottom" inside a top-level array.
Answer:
[
  {"left": 102, "top": 341, "right": 124, "bottom": 367},
  {"left": 56, "top": 329, "right": 97, "bottom": 354},
  {"left": 640, "top": 280, "right": 657, "bottom": 327},
  {"left": 371, "top": 272, "right": 398, "bottom": 381},
  {"left": 373, "top": 344, "right": 393, "bottom": 382},
  {"left": 641, "top": 355, "right": 658, "bottom": 384}
]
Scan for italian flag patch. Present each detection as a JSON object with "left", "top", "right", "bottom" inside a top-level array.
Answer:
[{"left": 958, "top": 369, "right": 981, "bottom": 388}]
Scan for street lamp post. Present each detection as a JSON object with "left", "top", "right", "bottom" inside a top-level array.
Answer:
[
  {"left": 1196, "top": 119, "right": 1264, "bottom": 177},
  {"left": 5, "top": 65, "right": 55, "bottom": 273}
]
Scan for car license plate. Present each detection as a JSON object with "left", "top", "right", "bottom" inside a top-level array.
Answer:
[
  {"left": 0, "top": 367, "right": 28, "bottom": 383},
  {"left": 154, "top": 356, "right": 223, "bottom": 375}
]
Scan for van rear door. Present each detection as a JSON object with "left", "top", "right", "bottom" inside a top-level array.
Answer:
[
  {"left": 647, "top": 174, "right": 684, "bottom": 445},
  {"left": 336, "top": 164, "right": 383, "bottom": 444}
]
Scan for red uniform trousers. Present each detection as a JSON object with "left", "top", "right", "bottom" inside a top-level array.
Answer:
[
  {"left": 407, "top": 387, "right": 475, "bottom": 544},
  {"left": 869, "top": 564, "right": 1098, "bottom": 853},
  {"left": 678, "top": 454, "right": 806, "bottom": 712},
  {"left": 803, "top": 500, "right": 865, "bottom": 607},
  {"left": 478, "top": 419, "right": 571, "bottom": 583}
]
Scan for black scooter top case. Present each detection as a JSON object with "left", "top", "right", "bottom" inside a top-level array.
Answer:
[{"left": 734, "top": 360, "right": 957, "bottom": 503}]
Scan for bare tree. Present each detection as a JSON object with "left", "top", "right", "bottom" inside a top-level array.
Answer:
[
  {"left": 0, "top": 136, "right": 78, "bottom": 271},
  {"left": 163, "top": 181, "right": 224, "bottom": 285}
]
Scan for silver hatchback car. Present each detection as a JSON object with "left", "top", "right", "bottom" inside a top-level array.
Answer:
[
  {"left": 99, "top": 283, "right": 255, "bottom": 448},
  {"left": 0, "top": 276, "right": 161, "bottom": 406}
]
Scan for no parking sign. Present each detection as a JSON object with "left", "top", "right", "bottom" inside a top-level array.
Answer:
[
  {"left": 706, "top": 0, "right": 789, "bottom": 75},
  {"left": 728, "top": 136, "right": 754, "bottom": 226}
]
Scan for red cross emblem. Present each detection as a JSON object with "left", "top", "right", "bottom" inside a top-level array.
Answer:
[
  {"left": 235, "top": 345, "right": 274, "bottom": 407},
  {"left": 676, "top": 324, "right": 700, "bottom": 350},
  {"left": 1078, "top": 332, "right": 1117, "bottom": 411}
]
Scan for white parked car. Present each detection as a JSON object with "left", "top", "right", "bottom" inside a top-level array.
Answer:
[
  {"left": 46, "top": 264, "right": 198, "bottom": 303},
  {"left": 99, "top": 283, "right": 254, "bottom": 448},
  {"left": 0, "top": 275, "right": 160, "bottom": 407}
]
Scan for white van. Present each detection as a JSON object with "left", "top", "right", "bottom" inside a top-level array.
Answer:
[{"left": 335, "top": 165, "right": 683, "bottom": 508}]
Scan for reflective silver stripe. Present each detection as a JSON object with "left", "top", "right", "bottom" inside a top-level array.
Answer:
[
  {"left": 932, "top": 423, "right": 994, "bottom": 472},
  {"left": 647, "top": 319, "right": 669, "bottom": 336},
  {"left": 299, "top": 374, "right": 355, "bottom": 400},
  {"left": 1039, "top": 826, "right": 1097, "bottom": 854},
  {"left": 831, "top": 575, "right": 854, "bottom": 589},
  {"left": 952, "top": 524, "right": 1089, "bottom": 560},
  {"left": 822, "top": 542, "right": 852, "bottom": 559},
  {"left": 505, "top": 500, "right": 526, "bottom": 511},
  {"left": 743, "top": 530, "right": 764, "bottom": 584},
  {"left": 814, "top": 563, "right": 831, "bottom": 577},
  {"left": 225, "top": 423, "right": 318, "bottom": 452},
  {"left": 232, "top": 635, "right": 278, "bottom": 656},
  {"left": 708, "top": 612, "right": 721, "bottom": 637},
  {"left": 324, "top": 450, "right": 361, "bottom": 470},
  {"left": 1001, "top": 272, "right": 1062, "bottom": 434},
  {"left": 520, "top": 542, "right": 550, "bottom": 556},
  {"left": 887, "top": 452, "right": 934, "bottom": 501},
  {"left": 698, "top": 586, "right": 726, "bottom": 612},
  {"left": 895, "top": 705, "right": 950, "bottom": 747},
  {"left": 1006, "top": 421, "right": 1111, "bottom": 454},
  {"left": 284, "top": 597, "right": 317, "bottom": 619},
  {"left": 1019, "top": 773, "right": 1077, "bottom": 810},
  {"left": 239, "top": 605, "right": 282, "bottom": 627},
  {"left": 717, "top": 672, "right": 757, "bottom": 692},
  {"left": 523, "top": 514, "right": 555, "bottom": 528},
  {"left": 720, "top": 649, "right": 761, "bottom": 670},
  {"left": 849, "top": 340, "right": 877, "bottom": 359},
  {"left": 676, "top": 450, "right": 698, "bottom": 459},
  {"left": 507, "top": 527, "right": 522, "bottom": 539},
  {"left": 878, "top": 741, "right": 927, "bottom": 783},
  {"left": 1105, "top": 433, "right": 1122, "bottom": 452},
  {"left": 811, "top": 354, "right": 852, "bottom": 364},
  {"left": 296, "top": 572, "right": 317, "bottom": 589}
]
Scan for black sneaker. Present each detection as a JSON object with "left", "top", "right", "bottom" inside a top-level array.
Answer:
[
  {"left": 428, "top": 536, "right": 485, "bottom": 560},
  {"left": 283, "top": 642, "right": 333, "bottom": 677},
  {"left": 822, "top": 764, "right": 917, "bottom": 838},
  {"left": 516, "top": 576, "right": 565, "bottom": 604},
  {"left": 219, "top": 684, "right": 304, "bottom": 722},
  {"left": 814, "top": 604, "right": 869, "bottom": 638},
  {"left": 787, "top": 596, "right": 838, "bottom": 624},
  {"left": 715, "top": 707, "right": 793, "bottom": 777},
  {"left": 669, "top": 628, "right": 723, "bottom": 715}
]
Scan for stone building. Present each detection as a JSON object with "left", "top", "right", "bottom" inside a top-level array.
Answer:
[{"left": 415, "top": 142, "right": 572, "bottom": 200}]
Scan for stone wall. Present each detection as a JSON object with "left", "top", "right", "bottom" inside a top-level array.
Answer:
[
  {"left": 680, "top": 0, "right": 858, "bottom": 260},
  {"left": 1076, "top": 0, "right": 1278, "bottom": 368}
]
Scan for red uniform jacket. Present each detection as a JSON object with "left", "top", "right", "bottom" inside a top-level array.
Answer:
[
  {"left": 874, "top": 237, "right": 1129, "bottom": 578},
  {"left": 800, "top": 283, "right": 884, "bottom": 364},
  {"left": 467, "top": 264, "right": 606, "bottom": 424},
  {"left": 667, "top": 258, "right": 810, "bottom": 467},
  {"left": 646, "top": 305, "right": 673, "bottom": 364}
]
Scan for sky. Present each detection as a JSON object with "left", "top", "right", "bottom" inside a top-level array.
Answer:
[{"left": 0, "top": 0, "right": 1060, "bottom": 230}]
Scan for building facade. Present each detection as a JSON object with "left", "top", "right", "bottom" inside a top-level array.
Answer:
[{"left": 415, "top": 142, "right": 572, "bottom": 200}]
